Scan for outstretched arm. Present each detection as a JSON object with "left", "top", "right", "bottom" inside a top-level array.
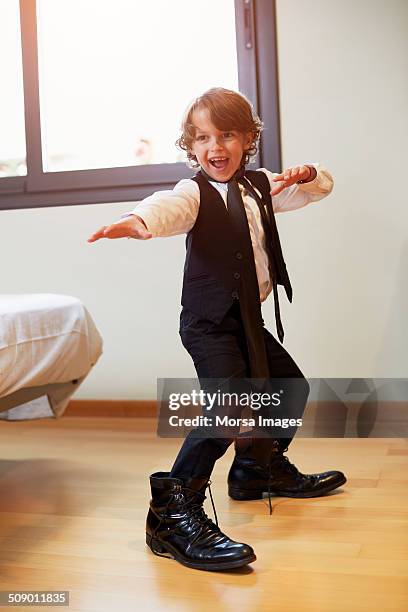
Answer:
[
  {"left": 87, "top": 215, "right": 152, "bottom": 242},
  {"left": 259, "top": 163, "right": 334, "bottom": 213},
  {"left": 271, "top": 164, "right": 317, "bottom": 195},
  {"left": 87, "top": 178, "right": 200, "bottom": 243}
]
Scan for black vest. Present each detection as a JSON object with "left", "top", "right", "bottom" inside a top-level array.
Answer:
[{"left": 180, "top": 170, "right": 291, "bottom": 325}]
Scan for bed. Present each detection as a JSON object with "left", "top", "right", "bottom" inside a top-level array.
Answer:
[{"left": 0, "top": 294, "right": 102, "bottom": 420}]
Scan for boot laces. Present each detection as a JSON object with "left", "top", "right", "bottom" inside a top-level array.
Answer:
[
  {"left": 275, "top": 455, "right": 302, "bottom": 477},
  {"left": 179, "top": 481, "right": 220, "bottom": 544},
  {"left": 150, "top": 481, "right": 220, "bottom": 556},
  {"left": 183, "top": 480, "right": 219, "bottom": 528},
  {"left": 266, "top": 445, "right": 301, "bottom": 516}
]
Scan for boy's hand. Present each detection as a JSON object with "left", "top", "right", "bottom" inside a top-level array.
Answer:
[
  {"left": 271, "top": 165, "right": 314, "bottom": 196},
  {"left": 87, "top": 215, "right": 152, "bottom": 243}
]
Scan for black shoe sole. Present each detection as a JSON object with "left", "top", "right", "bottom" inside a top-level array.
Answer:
[
  {"left": 228, "top": 476, "right": 347, "bottom": 501},
  {"left": 146, "top": 534, "right": 256, "bottom": 571}
]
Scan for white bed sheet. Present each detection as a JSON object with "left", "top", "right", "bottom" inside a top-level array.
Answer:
[{"left": 0, "top": 294, "right": 103, "bottom": 398}]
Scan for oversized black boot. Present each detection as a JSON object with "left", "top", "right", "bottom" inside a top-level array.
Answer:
[
  {"left": 146, "top": 471, "right": 256, "bottom": 571},
  {"left": 228, "top": 439, "right": 346, "bottom": 508}
]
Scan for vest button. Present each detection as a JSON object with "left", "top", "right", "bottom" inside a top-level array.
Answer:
[
  {"left": 233, "top": 272, "right": 241, "bottom": 280},
  {"left": 235, "top": 251, "right": 243, "bottom": 260},
  {"left": 231, "top": 290, "right": 239, "bottom": 300}
]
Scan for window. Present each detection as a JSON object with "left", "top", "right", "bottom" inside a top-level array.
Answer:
[
  {"left": 0, "top": 0, "right": 280, "bottom": 210},
  {"left": 0, "top": 1, "right": 27, "bottom": 178}
]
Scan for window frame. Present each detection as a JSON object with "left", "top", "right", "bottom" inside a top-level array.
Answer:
[{"left": 0, "top": 0, "right": 281, "bottom": 211}]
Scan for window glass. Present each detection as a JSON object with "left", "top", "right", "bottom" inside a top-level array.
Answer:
[
  {"left": 0, "top": 0, "right": 27, "bottom": 178},
  {"left": 37, "top": 0, "right": 239, "bottom": 172}
]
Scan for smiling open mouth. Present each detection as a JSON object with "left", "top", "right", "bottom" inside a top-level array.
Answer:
[{"left": 209, "top": 157, "right": 229, "bottom": 170}]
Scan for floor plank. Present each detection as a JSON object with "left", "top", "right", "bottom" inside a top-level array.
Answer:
[{"left": 0, "top": 418, "right": 407, "bottom": 611}]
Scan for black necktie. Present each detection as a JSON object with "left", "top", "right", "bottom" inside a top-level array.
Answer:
[
  {"left": 238, "top": 175, "right": 286, "bottom": 343},
  {"left": 227, "top": 167, "right": 271, "bottom": 376},
  {"left": 200, "top": 165, "right": 286, "bottom": 348}
]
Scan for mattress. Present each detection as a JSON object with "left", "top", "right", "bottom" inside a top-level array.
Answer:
[{"left": 0, "top": 294, "right": 103, "bottom": 418}]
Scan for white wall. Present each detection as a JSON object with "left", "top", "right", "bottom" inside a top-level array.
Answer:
[
  {"left": 273, "top": 0, "right": 408, "bottom": 378},
  {"left": 2, "top": 0, "right": 407, "bottom": 398}
]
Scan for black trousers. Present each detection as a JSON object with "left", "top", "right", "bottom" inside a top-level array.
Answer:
[{"left": 170, "top": 301, "right": 309, "bottom": 480}]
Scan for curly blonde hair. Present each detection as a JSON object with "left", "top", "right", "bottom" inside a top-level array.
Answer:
[{"left": 176, "top": 87, "right": 263, "bottom": 168}]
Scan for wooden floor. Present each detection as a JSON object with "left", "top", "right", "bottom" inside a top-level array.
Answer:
[{"left": 0, "top": 417, "right": 407, "bottom": 612}]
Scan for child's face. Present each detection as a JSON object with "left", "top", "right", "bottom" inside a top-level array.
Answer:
[{"left": 190, "top": 108, "right": 252, "bottom": 182}]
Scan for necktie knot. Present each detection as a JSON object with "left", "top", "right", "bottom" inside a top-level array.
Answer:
[{"left": 229, "top": 164, "right": 246, "bottom": 184}]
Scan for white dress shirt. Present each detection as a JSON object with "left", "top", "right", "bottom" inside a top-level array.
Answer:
[{"left": 126, "top": 163, "right": 333, "bottom": 302}]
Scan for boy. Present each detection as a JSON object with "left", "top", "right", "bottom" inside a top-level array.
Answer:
[{"left": 88, "top": 88, "right": 346, "bottom": 571}]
